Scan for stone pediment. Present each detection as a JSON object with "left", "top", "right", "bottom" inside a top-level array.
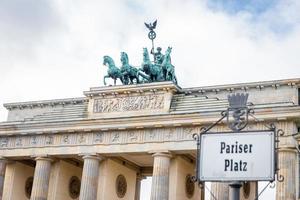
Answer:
[{"left": 84, "top": 82, "right": 180, "bottom": 118}]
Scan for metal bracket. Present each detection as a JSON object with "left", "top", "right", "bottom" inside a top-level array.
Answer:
[{"left": 191, "top": 111, "right": 228, "bottom": 185}]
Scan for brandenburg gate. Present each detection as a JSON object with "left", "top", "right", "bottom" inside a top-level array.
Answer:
[
  {"left": 0, "top": 21, "right": 299, "bottom": 200},
  {"left": 0, "top": 78, "right": 299, "bottom": 200}
]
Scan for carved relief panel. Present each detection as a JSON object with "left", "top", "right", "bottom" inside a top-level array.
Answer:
[{"left": 0, "top": 126, "right": 200, "bottom": 150}]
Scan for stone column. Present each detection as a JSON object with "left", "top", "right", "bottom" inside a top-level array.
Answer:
[
  {"left": 211, "top": 182, "right": 229, "bottom": 200},
  {"left": 275, "top": 122, "right": 298, "bottom": 200},
  {"left": 135, "top": 174, "right": 145, "bottom": 200},
  {"left": 0, "top": 158, "right": 7, "bottom": 200},
  {"left": 150, "top": 152, "right": 172, "bottom": 200},
  {"left": 79, "top": 154, "right": 103, "bottom": 200},
  {"left": 276, "top": 147, "right": 297, "bottom": 200},
  {"left": 30, "top": 157, "right": 53, "bottom": 200}
]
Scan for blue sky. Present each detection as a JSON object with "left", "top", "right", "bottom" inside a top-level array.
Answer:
[
  {"left": 207, "top": 0, "right": 300, "bottom": 35},
  {"left": 207, "top": 0, "right": 277, "bottom": 14}
]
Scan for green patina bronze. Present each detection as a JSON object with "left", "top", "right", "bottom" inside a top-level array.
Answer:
[
  {"left": 103, "top": 55, "right": 124, "bottom": 86},
  {"left": 162, "top": 47, "right": 177, "bottom": 84},
  {"left": 151, "top": 47, "right": 164, "bottom": 65},
  {"left": 102, "top": 20, "right": 177, "bottom": 85},
  {"left": 140, "top": 47, "right": 164, "bottom": 82},
  {"left": 120, "top": 52, "right": 140, "bottom": 85},
  {"left": 102, "top": 47, "right": 177, "bottom": 85},
  {"left": 120, "top": 52, "right": 150, "bottom": 85}
]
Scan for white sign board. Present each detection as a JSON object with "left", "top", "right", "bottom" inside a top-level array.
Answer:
[{"left": 199, "top": 131, "right": 275, "bottom": 181}]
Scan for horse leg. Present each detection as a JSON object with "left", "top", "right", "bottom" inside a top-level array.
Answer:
[
  {"left": 121, "top": 74, "right": 126, "bottom": 85},
  {"left": 165, "top": 71, "right": 169, "bottom": 81},
  {"left": 168, "top": 71, "right": 172, "bottom": 81},
  {"left": 120, "top": 76, "right": 125, "bottom": 85},
  {"left": 161, "top": 67, "right": 166, "bottom": 80},
  {"left": 172, "top": 71, "right": 176, "bottom": 83},
  {"left": 168, "top": 68, "right": 173, "bottom": 81},
  {"left": 163, "top": 69, "right": 167, "bottom": 81},
  {"left": 104, "top": 75, "right": 109, "bottom": 85},
  {"left": 151, "top": 75, "right": 155, "bottom": 82},
  {"left": 173, "top": 75, "right": 178, "bottom": 84},
  {"left": 171, "top": 68, "right": 177, "bottom": 83},
  {"left": 124, "top": 76, "right": 129, "bottom": 85},
  {"left": 133, "top": 74, "right": 139, "bottom": 84}
]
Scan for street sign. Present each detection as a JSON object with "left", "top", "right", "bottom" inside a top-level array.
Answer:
[{"left": 199, "top": 131, "right": 275, "bottom": 182}]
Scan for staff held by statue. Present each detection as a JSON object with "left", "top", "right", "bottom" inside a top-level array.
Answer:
[{"left": 144, "top": 20, "right": 157, "bottom": 61}]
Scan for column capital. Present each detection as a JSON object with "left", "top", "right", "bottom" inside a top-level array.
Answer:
[
  {"left": 136, "top": 173, "right": 147, "bottom": 181},
  {"left": 149, "top": 151, "right": 172, "bottom": 158},
  {"left": 0, "top": 157, "right": 8, "bottom": 163},
  {"left": 278, "top": 147, "right": 298, "bottom": 153},
  {"left": 0, "top": 156, "right": 6, "bottom": 160},
  {"left": 35, "top": 157, "right": 54, "bottom": 162},
  {"left": 31, "top": 155, "right": 54, "bottom": 162},
  {"left": 31, "top": 154, "right": 54, "bottom": 162},
  {"left": 0, "top": 157, "right": 14, "bottom": 164},
  {"left": 80, "top": 153, "right": 105, "bottom": 161}
]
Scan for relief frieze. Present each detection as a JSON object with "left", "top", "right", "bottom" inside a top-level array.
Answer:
[
  {"left": 111, "top": 132, "right": 121, "bottom": 143},
  {"left": 93, "top": 132, "right": 104, "bottom": 144},
  {"left": 15, "top": 137, "right": 23, "bottom": 147},
  {"left": 93, "top": 94, "right": 165, "bottom": 113},
  {"left": 78, "top": 134, "right": 87, "bottom": 144},
  {"left": 0, "top": 137, "right": 8, "bottom": 147},
  {"left": 128, "top": 131, "right": 138, "bottom": 142},
  {"left": 62, "top": 134, "right": 70, "bottom": 144},
  {"left": 46, "top": 135, "right": 54, "bottom": 145},
  {"left": 31, "top": 136, "right": 37, "bottom": 145},
  {"left": 0, "top": 126, "right": 199, "bottom": 150}
]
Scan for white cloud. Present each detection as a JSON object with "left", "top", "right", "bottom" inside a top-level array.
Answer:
[
  {"left": 1, "top": 0, "right": 299, "bottom": 127},
  {"left": 0, "top": 1, "right": 299, "bottom": 198}
]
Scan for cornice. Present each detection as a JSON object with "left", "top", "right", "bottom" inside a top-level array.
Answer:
[
  {"left": 3, "top": 97, "right": 87, "bottom": 110},
  {"left": 83, "top": 81, "right": 181, "bottom": 97},
  {"left": 182, "top": 78, "right": 300, "bottom": 94}
]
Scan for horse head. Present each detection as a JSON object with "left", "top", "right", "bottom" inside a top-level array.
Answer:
[
  {"left": 120, "top": 52, "right": 129, "bottom": 65},
  {"left": 103, "top": 55, "right": 115, "bottom": 67},
  {"left": 142, "top": 47, "right": 151, "bottom": 62},
  {"left": 163, "top": 47, "right": 172, "bottom": 64},
  {"left": 166, "top": 47, "right": 172, "bottom": 56}
]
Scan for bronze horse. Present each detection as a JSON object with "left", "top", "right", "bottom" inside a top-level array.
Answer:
[
  {"left": 161, "top": 47, "right": 177, "bottom": 84},
  {"left": 103, "top": 56, "right": 124, "bottom": 85},
  {"left": 120, "top": 52, "right": 141, "bottom": 85}
]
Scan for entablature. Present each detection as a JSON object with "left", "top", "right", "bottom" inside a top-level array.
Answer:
[{"left": 0, "top": 105, "right": 299, "bottom": 136}]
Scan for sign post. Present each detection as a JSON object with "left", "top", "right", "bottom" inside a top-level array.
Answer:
[
  {"left": 229, "top": 182, "right": 242, "bottom": 200},
  {"left": 192, "top": 93, "right": 279, "bottom": 200}
]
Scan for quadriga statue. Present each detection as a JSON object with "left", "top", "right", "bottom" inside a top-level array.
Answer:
[{"left": 102, "top": 47, "right": 177, "bottom": 85}]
